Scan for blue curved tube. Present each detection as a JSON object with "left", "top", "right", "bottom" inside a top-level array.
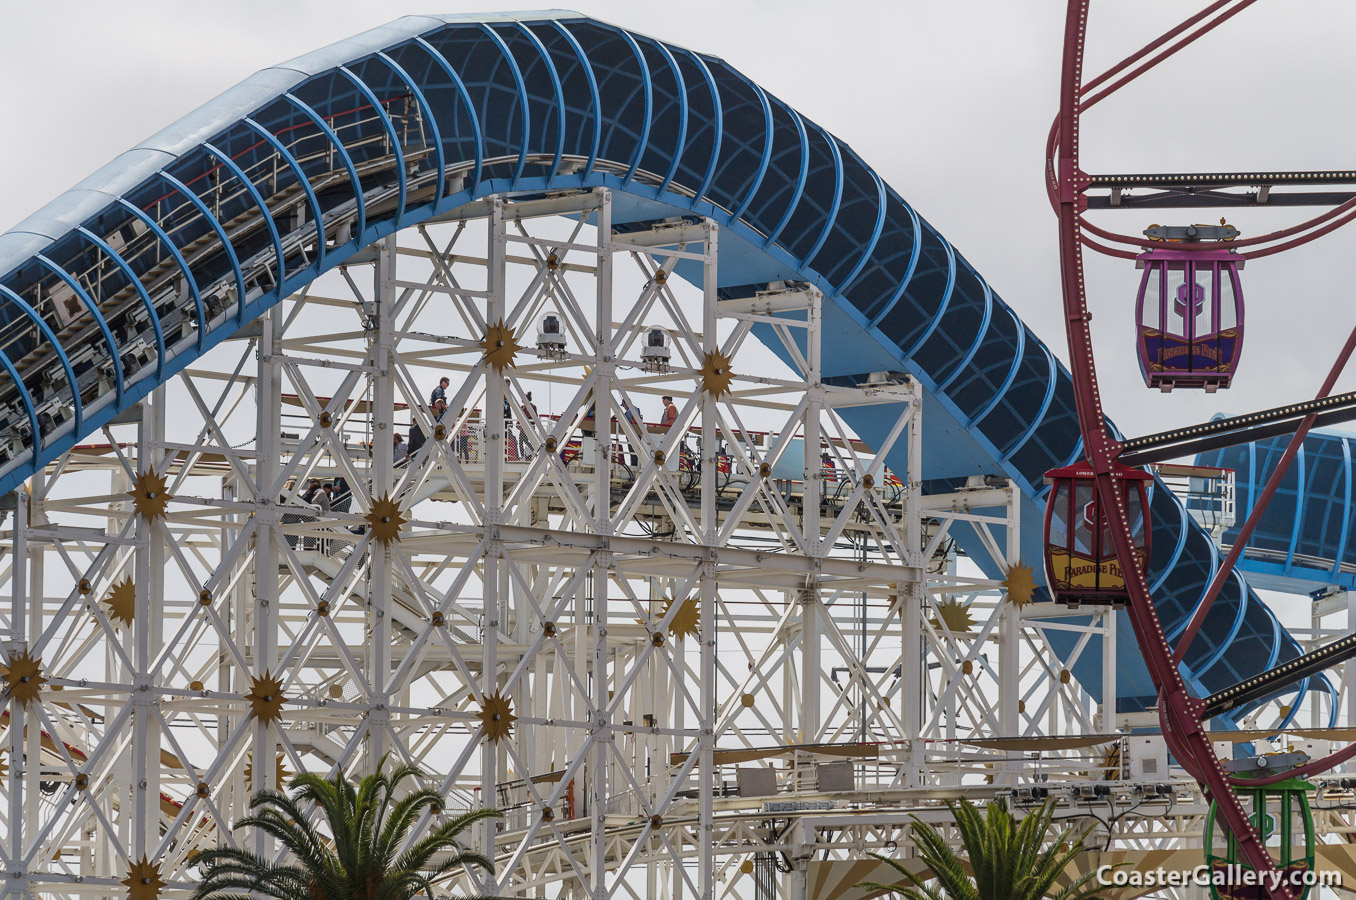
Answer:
[
  {"left": 549, "top": 22, "right": 601, "bottom": 178},
  {"left": 378, "top": 52, "right": 445, "bottom": 211},
  {"left": 415, "top": 37, "right": 484, "bottom": 191},
  {"left": 617, "top": 29, "right": 652, "bottom": 187},
  {"left": 285, "top": 93, "right": 366, "bottom": 244},
  {"left": 202, "top": 141, "right": 288, "bottom": 292},
  {"left": 243, "top": 116, "right": 327, "bottom": 273},
  {"left": 76, "top": 226, "right": 166, "bottom": 382},
  {"left": 116, "top": 198, "right": 207, "bottom": 353},
  {"left": 36, "top": 253, "right": 123, "bottom": 406},
  {"left": 479, "top": 25, "right": 530, "bottom": 187},
  {"left": 339, "top": 67, "right": 406, "bottom": 223},
  {"left": 0, "top": 284, "right": 82, "bottom": 438},
  {"left": 156, "top": 170, "right": 248, "bottom": 325}
]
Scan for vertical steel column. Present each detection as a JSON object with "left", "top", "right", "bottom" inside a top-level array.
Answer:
[
  {"left": 370, "top": 236, "right": 398, "bottom": 765},
  {"left": 482, "top": 199, "right": 506, "bottom": 870},
  {"left": 697, "top": 220, "right": 718, "bottom": 900},
  {"left": 1102, "top": 609, "right": 1118, "bottom": 732},
  {"left": 590, "top": 188, "right": 613, "bottom": 899},
  {"left": 999, "top": 481, "right": 1020, "bottom": 736},
  {"left": 1347, "top": 592, "right": 1356, "bottom": 727},
  {"left": 22, "top": 471, "right": 44, "bottom": 849},
  {"left": 7, "top": 488, "right": 28, "bottom": 874},
  {"left": 800, "top": 282, "right": 823, "bottom": 743},
  {"left": 252, "top": 305, "right": 282, "bottom": 853},
  {"left": 133, "top": 390, "right": 166, "bottom": 854},
  {"left": 902, "top": 376, "right": 924, "bottom": 786}
]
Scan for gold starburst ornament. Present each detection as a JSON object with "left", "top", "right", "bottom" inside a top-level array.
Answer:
[
  {"left": 128, "top": 471, "right": 172, "bottom": 521},
  {"left": 699, "top": 350, "right": 736, "bottom": 397},
  {"left": 104, "top": 577, "right": 135, "bottom": 628},
  {"left": 1, "top": 650, "right": 46, "bottom": 707},
  {"left": 244, "top": 752, "right": 291, "bottom": 790},
  {"left": 663, "top": 596, "right": 700, "bottom": 641},
  {"left": 122, "top": 856, "right": 166, "bottom": 900},
  {"left": 479, "top": 318, "right": 523, "bottom": 370},
  {"left": 246, "top": 671, "right": 286, "bottom": 724},
  {"left": 930, "top": 598, "right": 975, "bottom": 635},
  {"left": 476, "top": 690, "right": 517, "bottom": 742},
  {"left": 365, "top": 493, "right": 407, "bottom": 543},
  {"left": 1003, "top": 561, "right": 1036, "bottom": 608}
]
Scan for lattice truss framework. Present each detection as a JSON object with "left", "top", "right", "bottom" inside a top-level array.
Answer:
[{"left": 0, "top": 189, "right": 1126, "bottom": 899}]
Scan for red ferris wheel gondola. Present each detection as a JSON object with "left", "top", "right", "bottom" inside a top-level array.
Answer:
[
  {"left": 1043, "top": 462, "right": 1151, "bottom": 607},
  {"left": 1136, "top": 224, "right": 1244, "bottom": 392}
]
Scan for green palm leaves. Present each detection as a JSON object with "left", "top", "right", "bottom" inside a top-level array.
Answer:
[
  {"left": 859, "top": 798, "right": 1111, "bottom": 900},
  {"left": 192, "top": 757, "right": 501, "bottom": 900}
]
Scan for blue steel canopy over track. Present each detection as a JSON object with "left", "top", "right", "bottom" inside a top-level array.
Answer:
[{"left": 0, "top": 11, "right": 1315, "bottom": 717}]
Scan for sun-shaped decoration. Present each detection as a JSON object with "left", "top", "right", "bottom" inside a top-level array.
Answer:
[
  {"left": 245, "top": 671, "right": 286, "bottom": 724},
  {"left": 1, "top": 650, "right": 46, "bottom": 707},
  {"left": 122, "top": 856, "right": 166, "bottom": 900},
  {"left": 1002, "top": 561, "right": 1036, "bottom": 608},
  {"left": 475, "top": 690, "right": 517, "bottom": 742},
  {"left": 479, "top": 318, "right": 523, "bottom": 370},
  {"left": 364, "top": 493, "right": 407, "bottom": 543},
  {"left": 699, "top": 350, "right": 736, "bottom": 397},
  {"left": 663, "top": 596, "right": 700, "bottom": 641},
  {"left": 104, "top": 577, "right": 135, "bottom": 628},
  {"left": 128, "top": 470, "right": 172, "bottom": 522},
  {"left": 930, "top": 598, "right": 976, "bottom": 635},
  {"left": 244, "top": 752, "right": 291, "bottom": 790}
]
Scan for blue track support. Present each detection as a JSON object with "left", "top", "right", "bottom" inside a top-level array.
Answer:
[
  {"left": 969, "top": 308, "right": 1025, "bottom": 427},
  {"left": 117, "top": 199, "right": 207, "bottom": 353},
  {"left": 378, "top": 53, "right": 445, "bottom": 211},
  {"left": 764, "top": 105, "right": 808, "bottom": 250},
  {"left": 76, "top": 227, "right": 166, "bottom": 383},
  {"left": 339, "top": 68, "right": 406, "bottom": 223},
  {"left": 1287, "top": 445, "right": 1306, "bottom": 569},
  {"left": 1336, "top": 438, "right": 1352, "bottom": 579},
  {"left": 801, "top": 127, "right": 842, "bottom": 268},
  {"left": 36, "top": 254, "right": 123, "bottom": 406},
  {"left": 649, "top": 39, "right": 687, "bottom": 196},
  {"left": 243, "top": 117, "right": 328, "bottom": 273},
  {"left": 156, "top": 171, "right": 248, "bottom": 326},
  {"left": 728, "top": 75, "right": 772, "bottom": 224},
  {"left": 480, "top": 25, "right": 530, "bottom": 187},
  {"left": 202, "top": 141, "right": 287, "bottom": 292},
  {"left": 0, "top": 12, "right": 1323, "bottom": 718},
  {"left": 0, "top": 285, "right": 81, "bottom": 438},
  {"left": 936, "top": 272, "right": 992, "bottom": 393},
  {"left": 681, "top": 49, "right": 722, "bottom": 203},
  {"left": 414, "top": 37, "right": 484, "bottom": 190},
  {"left": 549, "top": 23, "right": 601, "bottom": 178},
  {"left": 285, "top": 93, "right": 366, "bottom": 245},
  {"left": 0, "top": 346, "right": 38, "bottom": 454},
  {"left": 894, "top": 222, "right": 950, "bottom": 357},
  {"left": 617, "top": 29, "right": 652, "bottom": 187},
  {"left": 513, "top": 24, "right": 565, "bottom": 186},
  {"left": 1003, "top": 346, "right": 1059, "bottom": 462},
  {"left": 836, "top": 166, "right": 887, "bottom": 294}
]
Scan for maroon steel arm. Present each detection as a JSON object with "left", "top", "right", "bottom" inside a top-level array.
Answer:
[
  {"left": 1172, "top": 321, "right": 1356, "bottom": 666},
  {"left": 1052, "top": 3, "right": 1292, "bottom": 896}
]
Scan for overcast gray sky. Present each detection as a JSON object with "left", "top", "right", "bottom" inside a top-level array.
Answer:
[{"left": 1, "top": 1, "right": 1353, "bottom": 438}]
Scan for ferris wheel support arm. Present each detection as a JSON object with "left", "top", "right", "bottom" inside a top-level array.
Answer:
[
  {"left": 1055, "top": 2, "right": 1291, "bottom": 892},
  {"left": 1046, "top": 0, "right": 1256, "bottom": 211}
]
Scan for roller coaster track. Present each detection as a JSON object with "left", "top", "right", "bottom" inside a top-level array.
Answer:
[{"left": 0, "top": 11, "right": 1338, "bottom": 880}]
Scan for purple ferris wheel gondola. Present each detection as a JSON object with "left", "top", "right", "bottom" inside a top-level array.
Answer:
[{"left": 1135, "top": 226, "right": 1245, "bottom": 392}]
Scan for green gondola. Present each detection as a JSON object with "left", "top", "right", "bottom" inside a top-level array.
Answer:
[{"left": 1204, "top": 778, "right": 1316, "bottom": 900}]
